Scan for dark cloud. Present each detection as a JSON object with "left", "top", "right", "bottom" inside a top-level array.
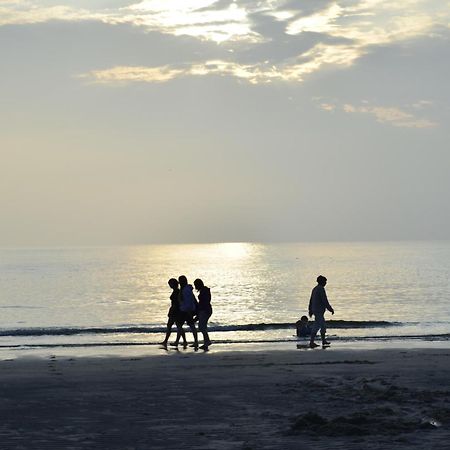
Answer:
[
  {"left": 235, "top": 11, "right": 332, "bottom": 64},
  {"left": 196, "top": 0, "right": 235, "bottom": 12},
  {"left": 304, "top": 31, "right": 450, "bottom": 106},
  {"left": 281, "top": 0, "right": 335, "bottom": 17},
  {"left": 0, "top": 20, "right": 228, "bottom": 75}
]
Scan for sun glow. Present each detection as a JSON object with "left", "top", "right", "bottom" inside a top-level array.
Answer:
[
  {"left": 216, "top": 242, "right": 254, "bottom": 260},
  {"left": 124, "top": 0, "right": 256, "bottom": 43}
]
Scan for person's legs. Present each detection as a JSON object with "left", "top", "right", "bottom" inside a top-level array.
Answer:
[
  {"left": 186, "top": 314, "right": 198, "bottom": 347},
  {"left": 320, "top": 320, "right": 328, "bottom": 344},
  {"left": 198, "top": 311, "right": 211, "bottom": 346},
  {"left": 161, "top": 316, "right": 175, "bottom": 346},
  {"left": 309, "top": 313, "right": 325, "bottom": 347},
  {"left": 172, "top": 314, "right": 187, "bottom": 346},
  {"left": 171, "top": 318, "right": 187, "bottom": 347},
  {"left": 180, "top": 324, "right": 187, "bottom": 345}
]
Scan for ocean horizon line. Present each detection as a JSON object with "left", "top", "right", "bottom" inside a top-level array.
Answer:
[{"left": 1, "top": 239, "right": 450, "bottom": 250}]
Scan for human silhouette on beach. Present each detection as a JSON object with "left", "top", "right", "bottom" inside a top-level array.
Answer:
[
  {"left": 161, "top": 278, "right": 186, "bottom": 348},
  {"left": 296, "top": 315, "right": 311, "bottom": 337},
  {"left": 194, "top": 278, "right": 212, "bottom": 350},
  {"left": 308, "top": 275, "right": 334, "bottom": 348},
  {"left": 172, "top": 275, "right": 199, "bottom": 349}
]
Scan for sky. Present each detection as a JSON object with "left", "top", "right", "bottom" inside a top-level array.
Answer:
[{"left": 1, "top": 0, "right": 449, "bottom": 246}]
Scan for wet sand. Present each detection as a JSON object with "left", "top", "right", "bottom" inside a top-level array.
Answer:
[{"left": 0, "top": 347, "right": 449, "bottom": 449}]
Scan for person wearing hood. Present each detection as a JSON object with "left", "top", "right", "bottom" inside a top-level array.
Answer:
[
  {"left": 194, "top": 278, "right": 212, "bottom": 350},
  {"left": 172, "top": 275, "right": 198, "bottom": 348}
]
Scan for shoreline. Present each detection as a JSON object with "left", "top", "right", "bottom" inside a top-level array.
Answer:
[
  {"left": 1, "top": 337, "right": 450, "bottom": 361},
  {"left": 0, "top": 347, "right": 449, "bottom": 449}
]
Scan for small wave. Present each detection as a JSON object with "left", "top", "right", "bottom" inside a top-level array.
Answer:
[
  {"left": 0, "top": 320, "right": 399, "bottom": 337},
  {"left": 327, "top": 320, "right": 397, "bottom": 329},
  {"left": 0, "top": 326, "right": 164, "bottom": 337},
  {"left": 214, "top": 320, "right": 397, "bottom": 331}
]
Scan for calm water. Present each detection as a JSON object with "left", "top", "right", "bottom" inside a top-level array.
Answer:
[{"left": 0, "top": 242, "right": 449, "bottom": 356}]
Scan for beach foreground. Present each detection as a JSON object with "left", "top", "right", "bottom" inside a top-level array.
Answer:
[{"left": 1, "top": 348, "right": 449, "bottom": 449}]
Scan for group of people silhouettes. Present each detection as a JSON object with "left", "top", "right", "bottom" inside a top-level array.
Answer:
[
  {"left": 162, "top": 274, "right": 334, "bottom": 351},
  {"left": 161, "top": 275, "right": 212, "bottom": 350},
  {"left": 296, "top": 275, "right": 335, "bottom": 348}
]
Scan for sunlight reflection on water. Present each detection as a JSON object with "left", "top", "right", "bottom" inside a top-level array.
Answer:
[{"left": 1, "top": 242, "right": 450, "bottom": 337}]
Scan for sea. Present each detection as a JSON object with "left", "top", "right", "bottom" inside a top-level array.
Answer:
[{"left": 1, "top": 241, "right": 449, "bottom": 358}]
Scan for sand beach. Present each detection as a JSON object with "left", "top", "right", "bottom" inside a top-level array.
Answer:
[{"left": 0, "top": 346, "right": 449, "bottom": 449}]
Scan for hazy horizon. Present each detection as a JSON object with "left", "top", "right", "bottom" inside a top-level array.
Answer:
[
  {"left": 1, "top": 1, "right": 449, "bottom": 246},
  {"left": 2, "top": 238, "right": 450, "bottom": 250}
]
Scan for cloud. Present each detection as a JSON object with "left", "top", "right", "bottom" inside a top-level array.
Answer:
[
  {"left": 2, "top": 0, "right": 449, "bottom": 84},
  {"left": 80, "top": 42, "right": 362, "bottom": 85},
  {"left": 317, "top": 99, "right": 438, "bottom": 128},
  {"left": 119, "top": 0, "right": 260, "bottom": 43},
  {"left": 319, "top": 103, "right": 336, "bottom": 111},
  {"left": 79, "top": 65, "right": 185, "bottom": 84},
  {"left": 81, "top": 60, "right": 283, "bottom": 85},
  {"left": 0, "top": 0, "right": 260, "bottom": 42},
  {"left": 343, "top": 104, "right": 438, "bottom": 128},
  {"left": 0, "top": 1, "right": 104, "bottom": 26},
  {"left": 286, "top": 3, "right": 342, "bottom": 35},
  {"left": 411, "top": 100, "right": 434, "bottom": 109}
]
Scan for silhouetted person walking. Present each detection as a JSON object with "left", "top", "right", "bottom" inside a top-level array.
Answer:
[
  {"left": 194, "top": 278, "right": 212, "bottom": 350},
  {"left": 309, "top": 275, "right": 334, "bottom": 348},
  {"left": 161, "top": 278, "right": 186, "bottom": 348},
  {"left": 173, "top": 275, "right": 198, "bottom": 349}
]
